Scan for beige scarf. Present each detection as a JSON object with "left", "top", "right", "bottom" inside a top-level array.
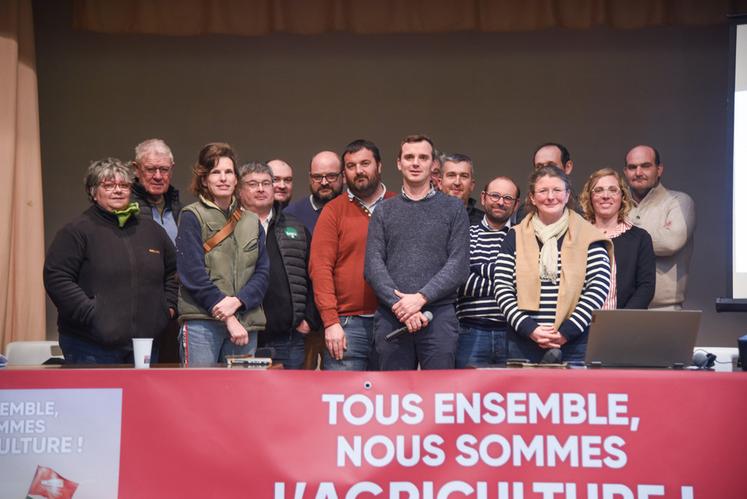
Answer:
[
  {"left": 515, "top": 210, "right": 613, "bottom": 327},
  {"left": 531, "top": 209, "right": 569, "bottom": 284}
]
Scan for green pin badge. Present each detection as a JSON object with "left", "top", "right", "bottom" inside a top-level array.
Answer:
[{"left": 284, "top": 226, "right": 299, "bottom": 239}]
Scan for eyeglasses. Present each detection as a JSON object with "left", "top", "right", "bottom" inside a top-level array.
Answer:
[
  {"left": 534, "top": 187, "right": 567, "bottom": 198},
  {"left": 244, "top": 180, "right": 273, "bottom": 190},
  {"left": 141, "top": 165, "right": 173, "bottom": 175},
  {"left": 99, "top": 182, "right": 131, "bottom": 192},
  {"left": 483, "top": 192, "right": 516, "bottom": 204},
  {"left": 591, "top": 186, "right": 621, "bottom": 197},
  {"left": 310, "top": 172, "right": 342, "bottom": 183}
]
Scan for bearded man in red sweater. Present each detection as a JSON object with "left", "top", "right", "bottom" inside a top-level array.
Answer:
[{"left": 309, "top": 139, "right": 395, "bottom": 370}]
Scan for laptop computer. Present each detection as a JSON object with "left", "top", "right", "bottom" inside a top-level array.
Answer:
[{"left": 585, "top": 309, "right": 702, "bottom": 368}]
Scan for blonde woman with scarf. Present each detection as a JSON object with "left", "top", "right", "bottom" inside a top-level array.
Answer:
[{"left": 492, "top": 165, "right": 613, "bottom": 364}]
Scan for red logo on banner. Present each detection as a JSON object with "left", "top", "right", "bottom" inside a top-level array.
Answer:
[{"left": 26, "top": 465, "right": 78, "bottom": 499}]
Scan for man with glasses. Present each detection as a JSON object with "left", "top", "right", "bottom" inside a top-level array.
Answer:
[
  {"left": 285, "top": 150, "right": 343, "bottom": 368},
  {"left": 439, "top": 153, "right": 485, "bottom": 225},
  {"left": 131, "top": 138, "right": 181, "bottom": 245},
  {"left": 130, "top": 139, "right": 181, "bottom": 361},
  {"left": 455, "top": 176, "right": 520, "bottom": 368},
  {"left": 624, "top": 145, "right": 695, "bottom": 309},
  {"left": 285, "top": 151, "right": 343, "bottom": 233},
  {"left": 268, "top": 159, "right": 294, "bottom": 209},
  {"left": 238, "top": 161, "right": 318, "bottom": 368}
]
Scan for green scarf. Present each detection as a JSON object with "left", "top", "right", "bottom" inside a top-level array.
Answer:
[{"left": 112, "top": 202, "right": 140, "bottom": 227}]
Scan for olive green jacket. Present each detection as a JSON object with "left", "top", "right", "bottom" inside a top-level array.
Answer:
[{"left": 178, "top": 196, "right": 267, "bottom": 331}]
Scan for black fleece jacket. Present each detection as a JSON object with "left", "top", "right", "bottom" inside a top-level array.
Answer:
[{"left": 44, "top": 205, "right": 178, "bottom": 347}]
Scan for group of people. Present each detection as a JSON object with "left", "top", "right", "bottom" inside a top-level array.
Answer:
[{"left": 43, "top": 135, "right": 696, "bottom": 369}]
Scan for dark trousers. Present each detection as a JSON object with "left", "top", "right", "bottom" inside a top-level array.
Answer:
[
  {"left": 373, "top": 303, "right": 458, "bottom": 370},
  {"left": 153, "top": 318, "right": 179, "bottom": 364},
  {"left": 303, "top": 328, "right": 325, "bottom": 370},
  {"left": 258, "top": 329, "right": 306, "bottom": 370},
  {"left": 507, "top": 328, "right": 588, "bottom": 365},
  {"left": 58, "top": 333, "right": 152, "bottom": 365}
]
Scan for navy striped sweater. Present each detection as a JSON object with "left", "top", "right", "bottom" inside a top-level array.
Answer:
[
  {"left": 493, "top": 229, "right": 611, "bottom": 342},
  {"left": 456, "top": 219, "right": 509, "bottom": 327}
]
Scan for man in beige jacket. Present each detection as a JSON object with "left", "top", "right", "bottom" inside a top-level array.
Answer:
[{"left": 624, "top": 145, "right": 696, "bottom": 309}]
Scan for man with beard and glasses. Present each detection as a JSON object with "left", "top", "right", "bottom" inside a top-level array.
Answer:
[
  {"left": 439, "top": 153, "right": 484, "bottom": 225},
  {"left": 455, "top": 176, "right": 520, "bottom": 368},
  {"left": 286, "top": 150, "right": 343, "bottom": 368},
  {"left": 623, "top": 144, "right": 695, "bottom": 309},
  {"left": 365, "top": 134, "right": 470, "bottom": 370},
  {"left": 285, "top": 151, "right": 343, "bottom": 233},
  {"left": 310, "top": 139, "right": 395, "bottom": 370},
  {"left": 268, "top": 159, "right": 294, "bottom": 210}
]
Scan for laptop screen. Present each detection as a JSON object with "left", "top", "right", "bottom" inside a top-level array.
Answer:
[{"left": 585, "top": 310, "right": 701, "bottom": 368}]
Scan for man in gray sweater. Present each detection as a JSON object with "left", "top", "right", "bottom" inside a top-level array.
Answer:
[{"left": 364, "top": 134, "right": 470, "bottom": 370}]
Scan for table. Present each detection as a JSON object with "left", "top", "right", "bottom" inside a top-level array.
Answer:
[{"left": 2, "top": 368, "right": 745, "bottom": 498}]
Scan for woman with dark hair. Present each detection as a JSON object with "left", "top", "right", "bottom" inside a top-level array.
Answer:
[
  {"left": 44, "top": 158, "right": 177, "bottom": 364},
  {"left": 579, "top": 168, "right": 655, "bottom": 309},
  {"left": 493, "top": 165, "right": 612, "bottom": 364},
  {"left": 176, "top": 143, "right": 269, "bottom": 366}
]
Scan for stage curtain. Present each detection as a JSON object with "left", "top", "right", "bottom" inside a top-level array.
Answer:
[
  {"left": 0, "top": 0, "right": 46, "bottom": 352},
  {"left": 72, "top": 0, "right": 747, "bottom": 36}
]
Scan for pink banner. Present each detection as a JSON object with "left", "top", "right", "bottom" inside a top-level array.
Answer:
[{"left": 2, "top": 368, "right": 746, "bottom": 498}]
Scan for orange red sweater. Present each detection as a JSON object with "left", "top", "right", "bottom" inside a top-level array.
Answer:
[{"left": 309, "top": 192, "right": 395, "bottom": 328}]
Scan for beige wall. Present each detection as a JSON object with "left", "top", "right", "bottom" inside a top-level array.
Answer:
[{"left": 34, "top": 0, "right": 744, "bottom": 346}]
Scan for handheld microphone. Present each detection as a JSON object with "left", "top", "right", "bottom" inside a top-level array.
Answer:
[
  {"left": 540, "top": 348, "right": 562, "bottom": 364},
  {"left": 385, "top": 311, "right": 434, "bottom": 342}
]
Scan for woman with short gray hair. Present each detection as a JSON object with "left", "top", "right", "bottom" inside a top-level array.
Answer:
[
  {"left": 44, "top": 158, "right": 178, "bottom": 364},
  {"left": 493, "top": 166, "right": 612, "bottom": 364}
]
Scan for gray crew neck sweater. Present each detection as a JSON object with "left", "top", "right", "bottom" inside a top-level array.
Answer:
[{"left": 364, "top": 191, "right": 470, "bottom": 309}]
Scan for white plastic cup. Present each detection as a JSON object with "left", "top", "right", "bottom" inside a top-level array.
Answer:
[{"left": 132, "top": 338, "right": 154, "bottom": 368}]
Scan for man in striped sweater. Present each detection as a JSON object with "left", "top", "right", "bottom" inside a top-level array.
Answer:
[{"left": 455, "top": 176, "right": 520, "bottom": 368}]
